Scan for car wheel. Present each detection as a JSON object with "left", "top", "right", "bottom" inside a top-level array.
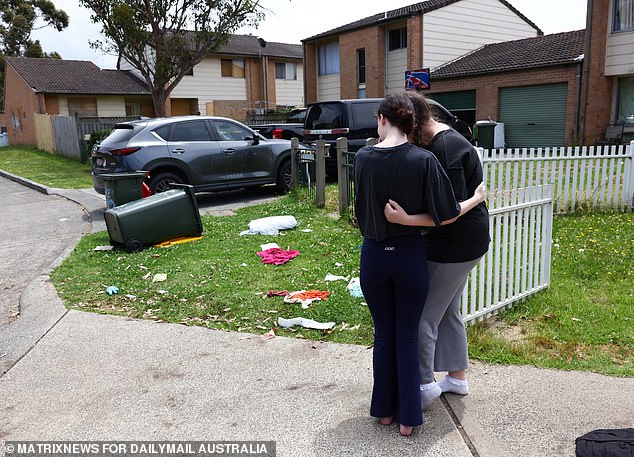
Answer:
[
  {"left": 125, "top": 238, "right": 144, "bottom": 253},
  {"left": 276, "top": 160, "right": 292, "bottom": 194},
  {"left": 150, "top": 172, "right": 184, "bottom": 194}
]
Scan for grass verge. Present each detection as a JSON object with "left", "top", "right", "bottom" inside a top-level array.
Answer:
[
  {"left": 468, "top": 211, "right": 634, "bottom": 376},
  {"left": 0, "top": 146, "right": 93, "bottom": 189},
  {"left": 50, "top": 185, "right": 634, "bottom": 376}
]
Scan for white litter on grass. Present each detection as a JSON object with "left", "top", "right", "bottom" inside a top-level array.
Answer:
[
  {"left": 240, "top": 215, "right": 298, "bottom": 235},
  {"left": 301, "top": 229, "right": 314, "bottom": 233},
  {"left": 260, "top": 243, "right": 280, "bottom": 251},
  {"left": 324, "top": 273, "right": 350, "bottom": 282},
  {"left": 93, "top": 245, "right": 114, "bottom": 251},
  {"left": 347, "top": 277, "right": 364, "bottom": 298},
  {"left": 278, "top": 317, "right": 335, "bottom": 330},
  {"left": 152, "top": 273, "right": 167, "bottom": 282}
]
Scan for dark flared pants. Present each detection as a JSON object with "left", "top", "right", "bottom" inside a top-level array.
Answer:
[{"left": 360, "top": 234, "right": 429, "bottom": 427}]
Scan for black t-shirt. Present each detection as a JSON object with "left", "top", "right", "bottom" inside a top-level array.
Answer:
[
  {"left": 354, "top": 142, "right": 460, "bottom": 241},
  {"left": 422, "top": 129, "right": 490, "bottom": 262}
]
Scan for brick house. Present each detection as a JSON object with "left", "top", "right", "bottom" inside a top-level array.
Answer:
[
  {"left": 581, "top": 0, "right": 634, "bottom": 144},
  {"left": 301, "top": 0, "right": 541, "bottom": 103},
  {"left": 4, "top": 57, "right": 152, "bottom": 146},
  {"left": 426, "top": 30, "right": 586, "bottom": 147},
  {"left": 427, "top": 0, "right": 634, "bottom": 147},
  {"left": 119, "top": 34, "right": 304, "bottom": 121}
]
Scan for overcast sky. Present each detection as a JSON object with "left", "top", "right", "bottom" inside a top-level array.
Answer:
[{"left": 31, "top": 0, "right": 588, "bottom": 69}]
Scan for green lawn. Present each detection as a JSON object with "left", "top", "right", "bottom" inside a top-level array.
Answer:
[
  {"left": 0, "top": 146, "right": 93, "bottom": 188},
  {"left": 50, "top": 191, "right": 634, "bottom": 376},
  {"left": 5, "top": 146, "right": 632, "bottom": 376}
]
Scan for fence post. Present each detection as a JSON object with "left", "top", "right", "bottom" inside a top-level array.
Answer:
[
  {"left": 624, "top": 141, "right": 634, "bottom": 210},
  {"left": 290, "top": 138, "right": 299, "bottom": 191},
  {"left": 315, "top": 139, "right": 326, "bottom": 208},
  {"left": 337, "top": 137, "right": 349, "bottom": 215}
]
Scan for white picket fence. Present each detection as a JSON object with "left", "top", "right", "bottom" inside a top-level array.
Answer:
[
  {"left": 461, "top": 142, "right": 633, "bottom": 323},
  {"left": 461, "top": 184, "right": 554, "bottom": 323},
  {"left": 480, "top": 142, "right": 634, "bottom": 213}
]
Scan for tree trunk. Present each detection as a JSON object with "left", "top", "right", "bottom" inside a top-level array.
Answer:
[{"left": 152, "top": 85, "right": 170, "bottom": 117}]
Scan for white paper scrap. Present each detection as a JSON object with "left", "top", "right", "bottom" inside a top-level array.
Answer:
[{"left": 277, "top": 317, "right": 335, "bottom": 330}]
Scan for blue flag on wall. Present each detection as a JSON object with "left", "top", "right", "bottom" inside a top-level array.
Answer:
[{"left": 405, "top": 69, "right": 430, "bottom": 90}]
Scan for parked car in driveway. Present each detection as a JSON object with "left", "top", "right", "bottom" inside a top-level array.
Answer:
[
  {"left": 91, "top": 116, "right": 293, "bottom": 195},
  {"left": 303, "top": 98, "right": 473, "bottom": 176},
  {"left": 248, "top": 108, "right": 307, "bottom": 141}
]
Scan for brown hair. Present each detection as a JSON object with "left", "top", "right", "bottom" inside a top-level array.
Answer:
[
  {"left": 403, "top": 91, "right": 434, "bottom": 146},
  {"left": 377, "top": 93, "right": 415, "bottom": 135}
]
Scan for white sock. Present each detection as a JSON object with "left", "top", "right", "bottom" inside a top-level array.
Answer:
[
  {"left": 419, "top": 381, "right": 441, "bottom": 410},
  {"left": 437, "top": 375, "right": 469, "bottom": 395}
]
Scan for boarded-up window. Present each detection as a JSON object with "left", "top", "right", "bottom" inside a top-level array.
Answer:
[
  {"left": 68, "top": 98, "right": 98, "bottom": 117},
  {"left": 221, "top": 59, "right": 245, "bottom": 78}
]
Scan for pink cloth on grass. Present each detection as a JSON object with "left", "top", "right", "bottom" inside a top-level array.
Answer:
[{"left": 256, "top": 247, "right": 300, "bottom": 265}]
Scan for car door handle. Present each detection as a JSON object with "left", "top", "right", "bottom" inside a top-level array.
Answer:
[
  {"left": 172, "top": 148, "right": 185, "bottom": 154},
  {"left": 223, "top": 148, "right": 235, "bottom": 153}
]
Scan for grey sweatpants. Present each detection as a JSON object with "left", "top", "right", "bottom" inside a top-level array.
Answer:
[{"left": 418, "top": 258, "right": 482, "bottom": 384}]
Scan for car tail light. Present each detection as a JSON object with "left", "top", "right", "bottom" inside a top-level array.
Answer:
[
  {"left": 110, "top": 147, "right": 141, "bottom": 156},
  {"left": 272, "top": 129, "right": 283, "bottom": 139}
]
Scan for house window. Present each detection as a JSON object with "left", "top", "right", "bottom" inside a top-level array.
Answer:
[
  {"left": 617, "top": 77, "right": 634, "bottom": 123},
  {"left": 275, "top": 62, "right": 297, "bottom": 80},
  {"left": 357, "top": 49, "right": 366, "bottom": 84},
  {"left": 318, "top": 42, "right": 340, "bottom": 75},
  {"left": 388, "top": 27, "right": 407, "bottom": 51},
  {"left": 221, "top": 59, "right": 245, "bottom": 78},
  {"left": 68, "top": 98, "right": 97, "bottom": 117},
  {"left": 613, "top": 0, "right": 634, "bottom": 31},
  {"left": 125, "top": 103, "right": 140, "bottom": 116}
]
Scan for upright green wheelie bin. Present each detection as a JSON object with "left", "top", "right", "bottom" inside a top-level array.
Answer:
[
  {"left": 101, "top": 171, "right": 148, "bottom": 209},
  {"left": 104, "top": 184, "right": 203, "bottom": 253}
]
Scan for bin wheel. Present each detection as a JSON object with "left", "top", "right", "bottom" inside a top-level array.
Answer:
[{"left": 125, "top": 238, "right": 144, "bottom": 253}]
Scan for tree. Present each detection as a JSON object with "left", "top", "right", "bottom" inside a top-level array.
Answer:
[
  {"left": 80, "top": 0, "right": 265, "bottom": 117},
  {"left": 0, "top": 0, "right": 68, "bottom": 108},
  {"left": 0, "top": 0, "right": 69, "bottom": 56}
]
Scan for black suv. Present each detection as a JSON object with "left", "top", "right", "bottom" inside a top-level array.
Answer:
[{"left": 303, "top": 98, "right": 473, "bottom": 175}]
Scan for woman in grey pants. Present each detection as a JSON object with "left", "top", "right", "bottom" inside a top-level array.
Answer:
[{"left": 384, "top": 91, "right": 491, "bottom": 410}]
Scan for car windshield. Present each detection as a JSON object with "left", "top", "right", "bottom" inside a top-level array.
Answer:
[{"left": 305, "top": 103, "right": 346, "bottom": 130}]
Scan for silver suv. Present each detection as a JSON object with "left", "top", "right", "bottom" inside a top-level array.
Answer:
[{"left": 92, "top": 116, "right": 293, "bottom": 195}]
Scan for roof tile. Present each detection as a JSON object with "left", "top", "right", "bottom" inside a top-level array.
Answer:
[
  {"left": 6, "top": 57, "right": 150, "bottom": 95},
  {"left": 431, "top": 29, "right": 585, "bottom": 78}
]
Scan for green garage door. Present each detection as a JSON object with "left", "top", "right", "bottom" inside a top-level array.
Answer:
[
  {"left": 428, "top": 90, "right": 476, "bottom": 124},
  {"left": 499, "top": 83, "right": 568, "bottom": 148}
]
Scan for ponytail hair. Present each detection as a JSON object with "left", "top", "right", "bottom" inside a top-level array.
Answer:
[{"left": 377, "top": 93, "right": 415, "bottom": 135}]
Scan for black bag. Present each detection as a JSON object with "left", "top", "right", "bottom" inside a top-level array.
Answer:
[{"left": 576, "top": 429, "right": 634, "bottom": 457}]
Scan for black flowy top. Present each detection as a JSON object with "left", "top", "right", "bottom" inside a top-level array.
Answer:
[
  {"left": 354, "top": 142, "right": 460, "bottom": 241},
  {"left": 423, "top": 129, "right": 490, "bottom": 262}
]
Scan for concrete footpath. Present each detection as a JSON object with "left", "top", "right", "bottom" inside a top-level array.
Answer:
[{"left": 1, "top": 170, "right": 632, "bottom": 457}]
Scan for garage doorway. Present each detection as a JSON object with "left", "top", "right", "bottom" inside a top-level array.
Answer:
[{"left": 499, "top": 83, "right": 568, "bottom": 148}]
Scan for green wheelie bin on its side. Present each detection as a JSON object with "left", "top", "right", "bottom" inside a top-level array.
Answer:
[
  {"left": 101, "top": 171, "right": 148, "bottom": 209},
  {"left": 104, "top": 183, "right": 203, "bottom": 253}
]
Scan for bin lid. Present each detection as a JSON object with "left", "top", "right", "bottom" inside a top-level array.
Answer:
[
  {"left": 475, "top": 120, "right": 497, "bottom": 126},
  {"left": 100, "top": 171, "right": 148, "bottom": 180}
]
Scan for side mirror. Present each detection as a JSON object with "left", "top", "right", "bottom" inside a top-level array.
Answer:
[{"left": 252, "top": 135, "right": 260, "bottom": 145}]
